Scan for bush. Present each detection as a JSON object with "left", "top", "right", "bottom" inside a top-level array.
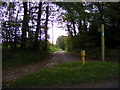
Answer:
[
  {"left": 2, "top": 49, "right": 49, "bottom": 67},
  {"left": 71, "top": 47, "right": 120, "bottom": 63}
]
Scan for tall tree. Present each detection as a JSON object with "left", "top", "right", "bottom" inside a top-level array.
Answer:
[
  {"left": 21, "top": 2, "right": 29, "bottom": 48},
  {"left": 34, "top": 2, "right": 42, "bottom": 50},
  {"left": 44, "top": 4, "right": 49, "bottom": 50}
]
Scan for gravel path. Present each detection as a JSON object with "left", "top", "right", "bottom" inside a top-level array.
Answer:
[
  {"left": 2, "top": 51, "right": 119, "bottom": 88},
  {"left": 3, "top": 51, "right": 80, "bottom": 82}
]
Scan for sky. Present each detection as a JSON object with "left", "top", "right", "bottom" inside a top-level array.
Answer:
[{"left": 48, "top": 22, "right": 67, "bottom": 45}]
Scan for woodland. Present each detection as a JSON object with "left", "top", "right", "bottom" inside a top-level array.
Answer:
[{"left": 1, "top": 2, "right": 120, "bottom": 66}]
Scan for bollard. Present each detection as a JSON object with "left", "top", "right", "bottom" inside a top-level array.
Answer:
[{"left": 81, "top": 50, "right": 85, "bottom": 65}]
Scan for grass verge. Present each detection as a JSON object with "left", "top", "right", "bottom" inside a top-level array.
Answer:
[
  {"left": 2, "top": 49, "right": 50, "bottom": 67},
  {"left": 71, "top": 47, "right": 120, "bottom": 63},
  {"left": 49, "top": 46, "right": 63, "bottom": 53},
  {"left": 3, "top": 46, "right": 63, "bottom": 67},
  {"left": 4, "top": 61, "right": 119, "bottom": 88}
]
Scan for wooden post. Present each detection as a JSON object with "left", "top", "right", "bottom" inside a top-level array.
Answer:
[
  {"left": 101, "top": 24, "right": 105, "bottom": 62},
  {"left": 81, "top": 50, "right": 85, "bottom": 65}
]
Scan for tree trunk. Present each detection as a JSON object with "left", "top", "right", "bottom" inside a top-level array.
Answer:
[
  {"left": 27, "top": 2, "right": 33, "bottom": 48},
  {"left": 34, "top": 2, "right": 42, "bottom": 50},
  {"left": 14, "top": 9, "right": 20, "bottom": 49},
  {"left": 13, "top": 2, "right": 17, "bottom": 49},
  {"left": 83, "top": 18, "right": 88, "bottom": 41},
  {"left": 21, "top": 2, "right": 28, "bottom": 48},
  {"left": 67, "top": 23, "right": 73, "bottom": 37},
  {"left": 44, "top": 5, "right": 49, "bottom": 51},
  {"left": 72, "top": 20, "right": 76, "bottom": 36},
  {"left": 78, "top": 19, "right": 82, "bottom": 34},
  {"left": 8, "top": 2, "right": 12, "bottom": 49}
]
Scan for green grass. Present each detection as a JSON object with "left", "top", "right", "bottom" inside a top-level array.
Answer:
[
  {"left": 4, "top": 61, "right": 119, "bottom": 88},
  {"left": 49, "top": 46, "right": 63, "bottom": 53},
  {"left": 3, "top": 46, "right": 63, "bottom": 67},
  {"left": 2, "top": 49, "right": 49, "bottom": 67}
]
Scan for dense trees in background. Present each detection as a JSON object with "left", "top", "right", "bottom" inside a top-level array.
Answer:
[
  {"left": 1, "top": 2, "right": 120, "bottom": 53},
  {"left": 56, "top": 35, "right": 66, "bottom": 50},
  {"left": 56, "top": 2, "right": 120, "bottom": 52},
  {"left": 1, "top": 2, "right": 55, "bottom": 51}
]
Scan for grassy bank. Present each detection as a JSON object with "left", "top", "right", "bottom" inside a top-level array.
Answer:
[
  {"left": 2, "top": 49, "right": 50, "bottom": 67},
  {"left": 71, "top": 47, "right": 120, "bottom": 63},
  {"left": 2, "top": 46, "right": 63, "bottom": 67},
  {"left": 49, "top": 46, "right": 63, "bottom": 53},
  {"left": 4, "top": 61, "right": 119, "bottom": 88}
]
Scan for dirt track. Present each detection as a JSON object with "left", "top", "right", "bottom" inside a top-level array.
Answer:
[
  {"left": 2, "top": 51, "right": 119, "bottom": 88},
  {"left": 3, "top": 51, "right": 80, "bottom": 82}
]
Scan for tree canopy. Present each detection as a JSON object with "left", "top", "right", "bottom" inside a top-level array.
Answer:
[{"left": 1, "top": 2, "right": 120, "bottom": 52}]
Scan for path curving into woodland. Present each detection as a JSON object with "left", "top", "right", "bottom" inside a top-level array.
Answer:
[
  {"left": 2, "top": 51, "right": 119, "bottom": 88},
  {"left": 3, "top": 51, "right": 80, "bottom": 82}
]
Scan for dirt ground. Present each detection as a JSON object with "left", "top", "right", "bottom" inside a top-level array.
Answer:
[
  {"left": 2, "top": 51, "right": 81, "bottom": 82},
  {"left": 2, "top": 51, "right": 119, "bottom": 88}
]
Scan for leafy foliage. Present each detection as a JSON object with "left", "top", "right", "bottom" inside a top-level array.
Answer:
[
  {"left": 56, "top": 2, "right": 120, "bottom": 53},
  {"left": 1, "top": 2, "right": 120, "bottom": 66},
  {"left": 2, "top": 49, "right": 49, "bottom": 67},
  {"left": 56, "top": 35, "right": 67, "bottom": 50}
]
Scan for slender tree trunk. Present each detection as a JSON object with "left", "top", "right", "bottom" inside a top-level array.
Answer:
[
  {"left": 14, "top": 10, "right": 19, "bottom": 49},
  {"left": 83, "top": 18, "right": 88, "bottom": 41},
  {"left": 72, "top": 20, "right": 76, "bottom": 36},
  {"left": 8, "top": 2, "right": 12, "bottom": 49},
  {"left": 21, "top": 2, "right": 28, "bottom": 48},
  {"left": 83, "top": 19, "right": 87, "bottom": 32},
  {"left": 39, "top": 3, "right": 42, "bottom": 42},
  {"left": 12, "top": 2, "right": 17, "bottom": 49},
  {"left": 44, "top": 5, "right": 49, "bottom": 50},
  {"left": 67, "top": 23, "right": 73, "bottom": 37},
  {"left": 28, "top": 2, "right": 33, "bottom": 48},
  {"left": 78, "top": 19, "right": 82, "bottom": 34},
  {"left": 34, "top": 2, "right": 42, "bottom": 50}
]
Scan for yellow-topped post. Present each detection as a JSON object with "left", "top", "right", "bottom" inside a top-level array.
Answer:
[{"left": 81, "top": 50, "right": 85, "bottom": 65}]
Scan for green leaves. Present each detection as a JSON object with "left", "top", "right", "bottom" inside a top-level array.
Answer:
[{"left": 56, "top": 35, "right": 67, "bottom": 50}]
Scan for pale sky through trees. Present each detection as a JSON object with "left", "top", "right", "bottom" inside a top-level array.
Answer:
[
  {"left": 0, "top": 2, "right": 67, "bottom": 44},
  {"left": 48, "top": 23, "right": 67, "bottom": 45}
]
